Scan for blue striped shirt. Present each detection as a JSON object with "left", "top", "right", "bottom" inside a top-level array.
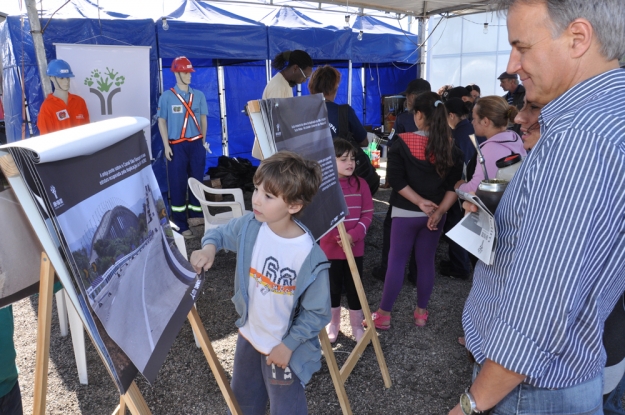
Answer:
[{"left": 463, "top": 68, "right": 625, "bottom": 389}]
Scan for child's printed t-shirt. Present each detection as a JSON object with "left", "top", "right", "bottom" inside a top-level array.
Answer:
[{"left": 239, "top": 222, "right": 313, "bottom": 354}]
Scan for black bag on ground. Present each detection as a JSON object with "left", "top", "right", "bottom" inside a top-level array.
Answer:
[
  {"left": 207, "top": 156, "right": 257, "bottom": 192},
  {"left": 337, "top": 105, "right": 380, "bottom": 195}
]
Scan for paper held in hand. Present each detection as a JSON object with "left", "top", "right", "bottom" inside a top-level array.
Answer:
[{"left": 446, "top": 189, "right": 497, "bottom": 265}]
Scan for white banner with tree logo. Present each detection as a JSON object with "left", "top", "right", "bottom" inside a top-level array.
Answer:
[{"left": 55, "top": 44, "right": 151, "bottom": 156}]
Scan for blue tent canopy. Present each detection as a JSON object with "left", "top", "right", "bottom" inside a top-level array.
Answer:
[
  {"left": 157, "top": 0, "right": 268, "bottom": 61},
  {"left": 351, "top": 15, "right": 419, "bottom": 64},
  {"left": 262, "top": 7, "right": 351, "bottom": 61}
]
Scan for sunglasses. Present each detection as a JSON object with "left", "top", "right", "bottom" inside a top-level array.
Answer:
[{"left": 298, "top": 67, "right": 310, "bottom": 81}]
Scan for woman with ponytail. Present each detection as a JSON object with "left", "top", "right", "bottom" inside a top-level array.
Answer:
[
  {"left": 456, "top": 96, "right": 527, "bottom": 193},
  {"left": 367, "top": 92, "right": 463, "bottom": 330},
  {"left": 262, "top": 50, "right": 313, "bottom": 99}
]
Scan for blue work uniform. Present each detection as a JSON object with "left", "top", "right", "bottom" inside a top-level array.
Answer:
[{"left": 158, "top": 85, "right": 208, "bottom": 231}]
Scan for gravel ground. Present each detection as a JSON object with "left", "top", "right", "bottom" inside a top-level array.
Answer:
[{"left": 13, "top": 186, "right": 477, "bottom": 415}]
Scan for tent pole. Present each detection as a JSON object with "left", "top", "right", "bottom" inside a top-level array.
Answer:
[
  {"left": 361, "top": 67, "right": 366, "bottom": 125},
  {"left": 266, "top": 60, "right": 271, "bottom": 84},
  {"left": 418, "top": 14, "right": 427, "bottom": 79},
  {"left": 217, "top": 62, "right": 229, "bottom": 157},
  {"left": 347, "top": 60, "right": 352, "bottom": 106},
  {"left": 24, "top": 0, "right": 52, "bottom": 97}
]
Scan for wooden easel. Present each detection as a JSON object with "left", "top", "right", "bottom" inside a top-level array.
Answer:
[
  {"left": 245, "top": 101, "right": 392, "bottom": 413},
  {"left": 0, "top": 152, "right": 241, "bottom": 415},
  {"left": 318, "top": 222, "right": 392, "bottom": 415},
  {"left": 31, "top": 252, "right": 243, "bottom": 415}
]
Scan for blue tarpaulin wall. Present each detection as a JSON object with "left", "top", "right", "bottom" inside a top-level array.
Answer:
[{"left": 364, "top": 63, "right": 419, "bottom": 127}]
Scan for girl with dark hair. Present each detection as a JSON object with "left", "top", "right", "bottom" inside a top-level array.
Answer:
[
  {"left": 456, "top": 96, "right": 526, "bottom": 193},
  {"left": 319, "top": 138, "right": 373, "bottom": 343},
  {"left": 368, "top": 92, "right": 463, "bottom": 329},
  {"left": 262, "top": 50, "right": 314, "bottom": 99}
]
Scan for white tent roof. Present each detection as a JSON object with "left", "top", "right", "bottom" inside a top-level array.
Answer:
[{"left": 312, "top": 0, "right": 494, "bottom": 17}]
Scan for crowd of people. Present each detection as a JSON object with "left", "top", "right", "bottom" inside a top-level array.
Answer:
[
  {"left": 3, "top": 0, "right": 624, "bottom": 414},
  {"left": 190, "top": 0, "right": 625, "bottom": 413}
]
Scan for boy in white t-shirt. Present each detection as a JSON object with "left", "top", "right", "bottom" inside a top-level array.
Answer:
[{"left": 191, "top": 151, "right": 330, "bottom": 415}]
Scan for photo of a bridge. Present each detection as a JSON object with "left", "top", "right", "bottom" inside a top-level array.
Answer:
[{"left": 59, "top": 167, "right": 198, "bottom": 373}]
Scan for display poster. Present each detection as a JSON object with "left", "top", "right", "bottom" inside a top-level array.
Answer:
[
  {"left": 0, "top": 118, "right": 202, "bottom": 392},
  {"left": 55, "top": 44, "right": 152, "bottom": 156},
  {"left": 258, "top": 94, "right": 348, "bottom": 240}
]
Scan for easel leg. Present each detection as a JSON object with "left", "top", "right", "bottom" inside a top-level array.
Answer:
[
  {"left": 319, "top": 330, "right": 352, "bottom": 415},
  {"left": 187, "top": 307, "right": 243, "bottom": 415},
  {"left": 337, "top": 223, "right": 392, "bottom": 388},
  {"left": 33, "top": 252, "right": 55, "bottom": 415},
  {"left": 120, "top": 382, "right": 151, "bottom": 415},
  {"left": 112, "top": 395, "right": 127, "bottom": 415}
]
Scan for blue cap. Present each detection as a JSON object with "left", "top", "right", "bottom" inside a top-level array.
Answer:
[{"left": 46, "top": 59, "right": 75, "bottom": 78}]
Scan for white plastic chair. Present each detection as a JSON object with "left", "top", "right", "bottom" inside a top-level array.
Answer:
[{"left": 187, "top": 178, "right": 249, "bottom": 230}]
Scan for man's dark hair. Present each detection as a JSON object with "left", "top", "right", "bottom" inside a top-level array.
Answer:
[{"left": 271, "top": 50, "right": 313, "bottom": 71}]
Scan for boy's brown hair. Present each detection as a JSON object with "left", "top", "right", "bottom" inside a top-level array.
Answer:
[{"left": 253, "top": 151, "right": 322, "bottom": 216}]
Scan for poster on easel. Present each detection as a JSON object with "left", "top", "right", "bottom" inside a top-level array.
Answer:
[
  {"left": 248, "top": 94, "right": 348, "bottom": 240},
  {"left": 0, "top": 117, "right": 203, "bottom": 393}
]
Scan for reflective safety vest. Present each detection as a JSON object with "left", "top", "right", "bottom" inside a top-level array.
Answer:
[{"left": 168, "top": 87, "right": 203, "bottom": 144}]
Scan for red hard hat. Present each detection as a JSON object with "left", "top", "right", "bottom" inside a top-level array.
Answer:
[{"left": 171, "top": 56, "right": 195, "bottom": 73}]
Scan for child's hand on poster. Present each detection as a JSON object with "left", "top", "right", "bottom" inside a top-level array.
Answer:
[
  {"left": 266, "top": 342, "right": 293, "bottom": 369},
  {"left": 190, "top": 245, "right": 216, "bottom": 273}
]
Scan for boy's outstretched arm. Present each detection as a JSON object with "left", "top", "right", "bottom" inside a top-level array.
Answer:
[{"left": 190, "top": 245, "right": 216, "bottom": 273}]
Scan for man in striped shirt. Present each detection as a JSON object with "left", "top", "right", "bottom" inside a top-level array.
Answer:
[{"left": 450, "top": 1, "right": 625, "bottom": 414}]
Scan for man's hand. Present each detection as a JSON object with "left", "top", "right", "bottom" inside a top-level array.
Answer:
[
  {"left": 190, "top": 245, "right": 216, "bottom": 273},
  {"left": 164, "top": 143, "right": 173, "bottom": 161},
  {"left": 266, "top": 342, "right": 293, "bottom": 369}
]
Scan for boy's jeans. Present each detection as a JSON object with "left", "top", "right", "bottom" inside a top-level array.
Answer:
[{"left": 230, "top": 334, "right": 307, "bottom": 415}]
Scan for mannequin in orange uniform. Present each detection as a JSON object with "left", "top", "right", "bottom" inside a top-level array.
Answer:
[{"left": 37, "top": 59, "right": 89, "bottom": 134}]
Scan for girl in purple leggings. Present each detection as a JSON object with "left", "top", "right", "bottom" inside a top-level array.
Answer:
[{"left": 369, "top": 92, "right": 463, "bottom": 329}]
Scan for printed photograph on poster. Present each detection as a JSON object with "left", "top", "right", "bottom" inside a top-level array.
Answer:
[
  {"left": 34, "top": 131, "right": 202, "bottom": 382},
  {"left": 0, "top": 169, "right": 44, "bottom": 307},
  {"left": 258, "top": 94, "right": 348, "bottom": 240}
]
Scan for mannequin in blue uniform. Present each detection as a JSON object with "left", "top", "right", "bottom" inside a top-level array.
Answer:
[{"left": 158, "top": 56, "right": 208, "bottom": 237}]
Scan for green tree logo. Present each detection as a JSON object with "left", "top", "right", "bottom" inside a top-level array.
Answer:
[{"left": 84, "top": 67, "right": 126, "bottom": 115}]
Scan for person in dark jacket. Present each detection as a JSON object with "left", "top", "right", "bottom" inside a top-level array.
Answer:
[
  {"left": 394, "top": 78, "right": 431, "bottom": 134},
  {"left": 367, "top": 92, "right": 463, "bottom": 330},
  {"left": 498, "top": 72, "right": 525, "bottom": 110}
]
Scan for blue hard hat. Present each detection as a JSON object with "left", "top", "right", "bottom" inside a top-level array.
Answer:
[{"left": 46, "top": 59, "right": 74, "bottom": 78}]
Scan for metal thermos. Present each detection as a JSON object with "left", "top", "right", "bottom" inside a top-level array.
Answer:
[{"left": 475, "top": 179, "right": 509, "bottom": 214}]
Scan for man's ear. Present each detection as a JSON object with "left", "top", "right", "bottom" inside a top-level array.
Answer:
[
  {"left": 567, "top": 18, "right": 593, "bottom": 59},
  {"left": 288, "top": 203, "right": 304, "bottom": 215}
]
